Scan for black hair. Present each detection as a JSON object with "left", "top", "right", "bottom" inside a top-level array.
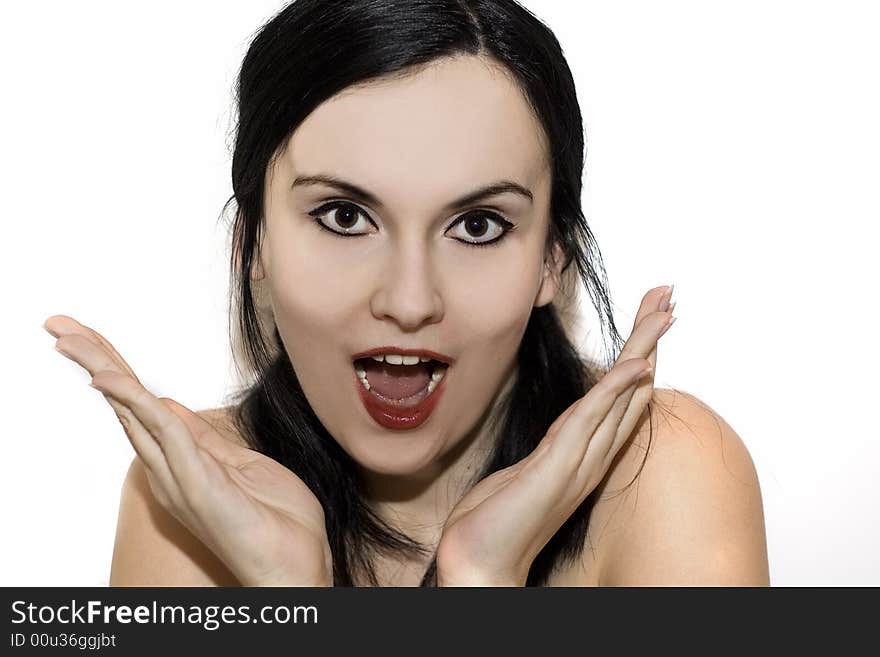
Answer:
[{"left": 221, "top": 0, "right": 668, "bottom": 586}]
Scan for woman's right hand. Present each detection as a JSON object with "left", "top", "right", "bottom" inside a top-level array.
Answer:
[{"left": 43, "top": 315, "right": 333, "bottom": 587}]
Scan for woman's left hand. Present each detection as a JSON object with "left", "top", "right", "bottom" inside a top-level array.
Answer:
[{"left": 435, "top": 285, "right": 676, "bottom": 586}]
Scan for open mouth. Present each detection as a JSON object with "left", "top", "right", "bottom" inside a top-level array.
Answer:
[{"left": 353, "top": 356, "right": 449, "bottom": 408}]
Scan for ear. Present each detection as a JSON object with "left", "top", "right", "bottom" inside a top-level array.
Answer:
[{"left": 534, "top": 242, "right": 565, "bottom": 308}]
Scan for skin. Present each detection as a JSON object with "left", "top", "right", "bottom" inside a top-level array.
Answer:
[
  {"left": 43, "top": 54, "right": 770, "bottom": 586},
  {"left": 254, "top": 55, "right": 560, "bottom": 543}
]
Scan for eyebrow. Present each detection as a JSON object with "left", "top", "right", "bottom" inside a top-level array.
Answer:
[{"left": 291, "top": 173, "right": 533, "bottom": 212}]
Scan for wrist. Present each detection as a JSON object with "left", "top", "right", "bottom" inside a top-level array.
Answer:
[
  {"left": 242, "top": 564, "right": 332, "bottom": 587},
  {"left": 246, "top": 544, "right": 334, "bottom": 587},
  {"left": 248, "top": 574, "right": 332, "bottom": 587},
  {"left": 436, "top": 561, "right": 525, "bottom": 587}
]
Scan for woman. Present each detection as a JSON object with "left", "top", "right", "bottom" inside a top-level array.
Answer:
[{"left": 43, "top": 0, "right": 769, "bottom": 586}]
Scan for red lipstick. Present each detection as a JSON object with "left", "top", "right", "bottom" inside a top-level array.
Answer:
[{"left": 353, "top": 360, "right": 450, "bottom": 431}]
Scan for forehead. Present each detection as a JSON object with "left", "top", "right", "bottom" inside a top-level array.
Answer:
[{"left": 280, "top": 56, "right": 549, "bottom": 197}]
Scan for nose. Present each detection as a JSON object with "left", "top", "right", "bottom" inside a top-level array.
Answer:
[{"left": 369, "top": 245, "right": 444, "bottom": 331}]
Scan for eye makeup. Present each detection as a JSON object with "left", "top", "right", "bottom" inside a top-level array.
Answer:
[{"left": 306, "top": 200, "right": 517, "bottom": 249}]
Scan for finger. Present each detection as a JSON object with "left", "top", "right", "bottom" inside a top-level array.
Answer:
[
  {"left": 575, "top": 374, "right": 651, "bottom": 488},
  {"left": 647, "top": 299, "right": 675, "bottom": 371},
  {"left": 54, "top": 333, "right": 132, "bottom": 379},
  {"left": 530, "top": 382, "right": 597, "bottom": 461},
  {"left": 541, "top": 303, "right": 669, "bottom": 436},
  {"left": 46, "top": 320, "right": 178, "bottom": 493},
  {"left": 570, "top": 357, "right": 652, "bottom": 468},
  {"left": 44, "top": 315, "right": 140, "bottom": 382},
  {"left": 543, "top": 357, "right": 651, "bottom": 471},
  {"left": 644, "top": 285, "right": 670, "bottom": 373},
  {"left": 90, "top": 370, "right": 204, "bottom": 491},
  {"left": 624, "top": 285, "right": 675, "bottom": 369},
  {"left": 618, "top": 308, "right": 674, "bottom": 375},
  {"left": 645, "top": 286, "right": 675, "bottom": 374},
  {"left": 631, "top": 285, "right": 672, "bottom": 334},
  {"left": 528, "top": 291, "right": 673, "bottom": 465},
  {"left": 591, "top": 309, "right": 670, "bottom": 432},
  {"left": 159, "top": 398, "right": 255, "bottom": 469},
  {"left": 572, "top": 297, "right": 674, "bottom": 483},
  {"left": 508, "top": 359, "right": 650, "bottom": 543},
  {"left": 546, "top": 287, "right": 669, "bottom": 443},
  {"left": 99, "top": 390, "right": 176, "bottom": 486},
  {"left": 537, "top": 353, "right": 652, "bottom": 460}
]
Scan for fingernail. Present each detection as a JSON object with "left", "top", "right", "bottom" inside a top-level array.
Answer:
[
  {"left": 54, "top": 344, "right": 73, "bottom": 360},
  {"left": 635, "top": 365, "right": 653, "bottom": 380},
  {"left": 658, "top": 316, "right": 677, "bottom": 338},
  {"left": 43, "top": 319, "right": 59, "bottom": 338},
  {"left": 659, "top": 283, "right": 675, "bottom": 311}
]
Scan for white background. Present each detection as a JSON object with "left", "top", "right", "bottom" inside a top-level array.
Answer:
[{"left": 2, "top": 1, "right": 877, "bottom": 586}]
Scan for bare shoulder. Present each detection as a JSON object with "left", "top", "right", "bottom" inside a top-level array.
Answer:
[
  {"left": 580, "top": 388, "right": 770, "bottom": 586},
  {"left": 109, "top": 406, "right": 245, "bottom": 586},
  {"left": 194, "top": 406, "right": 250, "bottom": 449}
]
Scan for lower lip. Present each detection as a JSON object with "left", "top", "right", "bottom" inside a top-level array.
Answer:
[{"left": 353, "top": 365, "right": 449, "bottom": 431}]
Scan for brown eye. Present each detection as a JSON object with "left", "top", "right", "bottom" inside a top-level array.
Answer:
[
  {"left": 335, "top": 205, "right": 359, "bottom": 229},
  {"left": 308, "top": 201, "right": 375, "bottom": 236},
  {"left": 308, "top": 202, "right": 515, "bottom": 248},
  {"left": 464, "top": 216, "right": 489, "bottom": 237},
  {"left": 446, "top": 211, "right": 514, "bottom": 247}
]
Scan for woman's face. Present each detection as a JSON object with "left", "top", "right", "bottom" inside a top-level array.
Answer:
[{"left": 257, "top": 55, "right": 561, "bottom": 476}]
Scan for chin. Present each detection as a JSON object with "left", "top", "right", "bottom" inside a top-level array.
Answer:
[{"left": 345, "top": 431, "right": 447, "bottom": 478}]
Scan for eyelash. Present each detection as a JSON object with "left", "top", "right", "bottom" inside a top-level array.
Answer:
[{"left": 306, "top": 200, "right": 517, "bottom": 249}]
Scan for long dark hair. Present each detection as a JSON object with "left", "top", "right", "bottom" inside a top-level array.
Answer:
[{"left": 221, "top": 0, "right": 660, "bottom": 586}]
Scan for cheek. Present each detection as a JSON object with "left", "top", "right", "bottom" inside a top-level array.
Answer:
[
  {"left": 440, "top": 252, "right": 541, "bottom": 420},
  {"left": 263, "top": 228, "right": 366, "bottom": 325},
  {"left": 445, "top": 250, "right": 540, "bottom": 336},
  {"left": 260, "top": 240, "right": 354, "bottom": 394}
]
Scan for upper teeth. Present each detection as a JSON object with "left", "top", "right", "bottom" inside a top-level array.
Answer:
[
  {"left": 369, "top": 354, "right": 433, "bottom": 365},
  {"left": 354, "top": 356, "right": 448, "bottom": 394}
]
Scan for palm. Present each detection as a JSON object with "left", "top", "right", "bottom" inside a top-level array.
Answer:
[
  {"left": 438, "top": 453, "right": 556, "bottom": 581},
  {"left": 44, "top": 314, "right": 332, "bottom": 587},
  {"left": 157, "top": 417, "right": 332, "bottom": 586},
  {"left": 437, "top": 285, "right": 676, "bottom": 585}
]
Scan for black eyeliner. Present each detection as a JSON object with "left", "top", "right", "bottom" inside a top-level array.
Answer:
[{"left": 307, "top": 200, "right": 515, "bottom": 247}]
